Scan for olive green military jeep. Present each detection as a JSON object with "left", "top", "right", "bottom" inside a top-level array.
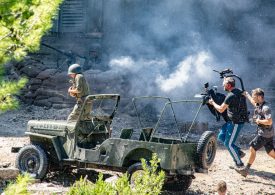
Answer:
[{"left": 14, "top": 94, "right": 217, "bottom": 192}]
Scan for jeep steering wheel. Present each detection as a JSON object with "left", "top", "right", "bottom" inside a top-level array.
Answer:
[{"left": 91, "top": 117, "right": 96, "bottom": 126}]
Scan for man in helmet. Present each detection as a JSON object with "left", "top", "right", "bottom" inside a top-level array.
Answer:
[{"left": 67, "top": 64, "right": 91, "bottom": 121}]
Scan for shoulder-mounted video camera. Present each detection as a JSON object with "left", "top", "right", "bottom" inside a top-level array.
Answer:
[
  {"left": 200, "top": 68, "right": 249, "bottom": 123},
  {"left": 200, "top": 82, "right": 229, "bottom": 122}
]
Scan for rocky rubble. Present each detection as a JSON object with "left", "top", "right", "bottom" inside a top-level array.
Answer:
[
  {"left": 0, "top": 167, "right": 19, "bottom": 181},
  {"left": 5, "top": 58, "right": 131, "bottom": 110}
]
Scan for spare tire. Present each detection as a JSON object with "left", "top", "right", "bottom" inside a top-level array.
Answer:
[
  {"left": 196, "top": 131, "right": 217, "bottom": 169},
  {"left": 15, "top": 144, "right": 48, "bottom": 179}
]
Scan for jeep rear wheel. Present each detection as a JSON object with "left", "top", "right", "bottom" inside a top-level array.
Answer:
[
  {"left": 127, "top": 163, "right": 192, "bottom": 193},
  {"left": 127, "top": 162, "right": 144, "bottom": 185},
  {"left": 15, "top": 144, "right": 48, "bottom": 179},
  {"left": 196, "top": 131, "right": 217, "bottom": 169}
]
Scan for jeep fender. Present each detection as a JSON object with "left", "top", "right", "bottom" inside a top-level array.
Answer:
[
  {"left": 122, "top": 148, "right": 153, "bottom": 167},
  {"left": 26, "top": 132, "right": 64, "bottom": 161}
]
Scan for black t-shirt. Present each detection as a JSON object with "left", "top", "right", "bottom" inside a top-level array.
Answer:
[{"left": 224, "top": 88, "right": 247, "bottom": 123}]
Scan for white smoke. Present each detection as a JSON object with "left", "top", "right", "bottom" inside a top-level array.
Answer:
[
  {"left": 109, "top": 56, "right": 168, "bottom": 73},
  {"left": 156, "top": 51, "right": 214, "bottom": 92},
  {"left": 108, "top": 56, "right": 169, "bottom": 96},
  {"left": 108, "top": 52, "right": 218, "bottom": 96},
  {"left": 103, "top": 0, "right": 275, "bottom": 97},
  {"left": 109, "top": 56, "right": 135, "bottom": 69}
]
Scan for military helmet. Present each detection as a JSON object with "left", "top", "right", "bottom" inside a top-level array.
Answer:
[{"left": 68, "top": 64, "right": 82, "bottom": 74}]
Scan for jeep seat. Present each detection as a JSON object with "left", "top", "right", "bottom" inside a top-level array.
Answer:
[
  {"left": 120, "top": 128, "right": 133, "bottom": 139},
  {"left": 139, "top": 127, "right": 153, "bottom": 141},
  {"left": 76, "top": 120, "right": 109, "bottom": 149}
]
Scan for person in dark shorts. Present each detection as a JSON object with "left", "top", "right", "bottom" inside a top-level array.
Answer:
[
  {"left": 209, "top": 77, "right": 247, "bottom": 171},
  {"left": 236, "top": 88, "right": 275, "bottom": 177}
]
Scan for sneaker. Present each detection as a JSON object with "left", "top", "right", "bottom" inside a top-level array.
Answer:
[
  {"left": 234, "top": 166, "right": 248, "bottom": 177},
  {"left": 229, "top": 163, "right": 244, "bottom": 169},
  {"left": 239, "top": 150, "right": 246, "bottom": 158}
]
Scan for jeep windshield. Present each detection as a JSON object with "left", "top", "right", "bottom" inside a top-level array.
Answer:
[{"left": 82, "top": 94, "right": 120, "bottom": 121}]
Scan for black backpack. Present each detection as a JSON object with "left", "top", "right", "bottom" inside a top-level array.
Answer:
[{"left": 227, "top": 91, "right": 249, "bottom": 123}]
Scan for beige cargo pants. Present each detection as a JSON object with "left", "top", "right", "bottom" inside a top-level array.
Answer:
[{"left": 67, "top": 99, "right": 92, "bottom": 122}]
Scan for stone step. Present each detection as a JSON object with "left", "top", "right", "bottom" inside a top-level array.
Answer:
[{"left": 0, "top": 168, "right": 19, "bottom": 181}]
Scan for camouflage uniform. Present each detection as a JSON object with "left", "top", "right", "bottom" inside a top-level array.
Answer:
[{"left": 67, "top": 74, "right": 91, "bottom": 121}]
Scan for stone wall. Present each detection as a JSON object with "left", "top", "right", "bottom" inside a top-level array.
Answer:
[{"left": 6, "top": 57, "right": 130, "bottom": 109}]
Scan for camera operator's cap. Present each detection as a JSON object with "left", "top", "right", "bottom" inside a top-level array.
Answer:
[{"left": 68, "top": 63, "right": 82, "bottom": 74}]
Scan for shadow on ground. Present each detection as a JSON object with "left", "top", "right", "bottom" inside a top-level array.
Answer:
[
  {"left": 248, "top": 169, "right": 275, "bottom": 181},
  {"left": 44, "top": 168, "right": 114, "bottom": 187},
  {"left": 43, "top": 168, "right": 205, "bottom": 195}
]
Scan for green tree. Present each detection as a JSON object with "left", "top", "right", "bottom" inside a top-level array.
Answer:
[{"left": 0, "top": 0, "right": 63, "bottom": 112}]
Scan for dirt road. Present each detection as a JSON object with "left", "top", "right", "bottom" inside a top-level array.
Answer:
[
  {"left": 0, "top": 136, "right": 274, "bottom": 194},
  {"left": 0, "top": 105, "right": 274, "bottom": 194},
  {"left": 191, "top": 147, "right": 275, "bottom": 194}
]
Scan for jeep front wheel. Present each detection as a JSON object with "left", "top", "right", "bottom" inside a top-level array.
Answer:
[
  {"left": 15, "top": 144, "right": 48, "bottom": 179},
  {"left": 196, "top": 131, "right": 217, "bottom": 169}
]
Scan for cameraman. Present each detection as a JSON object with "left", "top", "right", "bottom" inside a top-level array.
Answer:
[
  {"left": 209, "top": 77, "right": 247, "bottom": 174},
  {"left": 236, "top": 88, "right": 275, "bottom": 177}
]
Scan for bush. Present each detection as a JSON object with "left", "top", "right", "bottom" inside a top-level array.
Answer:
[
  {"left": 130, "top": 153, "right": 165, "bottom": 195},
  {"left": 4, "top": 173, "right": 34, "bottom": 195},
  {"left": 4, "top": 154, "right": 165, "bottom": 195},
  {"left": 68, "top": 153, "right": 165, "bottom": 195},
  {"left": 115, "top": 174, "right": 132, "bottom": 195}
]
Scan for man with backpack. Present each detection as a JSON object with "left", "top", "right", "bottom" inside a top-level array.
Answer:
[{"left": 209, "top": 77, "right": 248, "bottom": 174}]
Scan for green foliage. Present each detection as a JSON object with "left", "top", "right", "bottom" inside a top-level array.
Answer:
[
  {"left": 0, "top": 0, "right": 63, "bottom": 112},
  {"left": 68, "top": 153, "right": 165, "bottom": 195},
  {"left": 0, "top": 77, "right": 28, "bottom": 111},
  {"left": 91, "top": 174, "right": 116, "bottom": 195},
  {"left": 68, "top": 174, "right": 115, "bottom": 195},
  {"left": 67, "top": 176, "right": 95, "bottom": 195},
  {"left": 115, "top": 174, "right": 132, "bottom": 195},
  {"left": 4, "top": 173, "right": 34, "bottom": 195},
  {"left": 131, "top": 153, "right": 165, "bottom": 195},
  {"left": 0, "top": 0, "right": 63, "bottom": 64}
]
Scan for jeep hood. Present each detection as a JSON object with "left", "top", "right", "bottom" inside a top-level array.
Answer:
[{"left": 27, "top": 120, "right": 76, "bottom": 136}]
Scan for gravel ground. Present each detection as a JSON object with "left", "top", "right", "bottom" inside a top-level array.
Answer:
[{"left": 0, "top": 105, "right": 274, "bottom": 194}]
